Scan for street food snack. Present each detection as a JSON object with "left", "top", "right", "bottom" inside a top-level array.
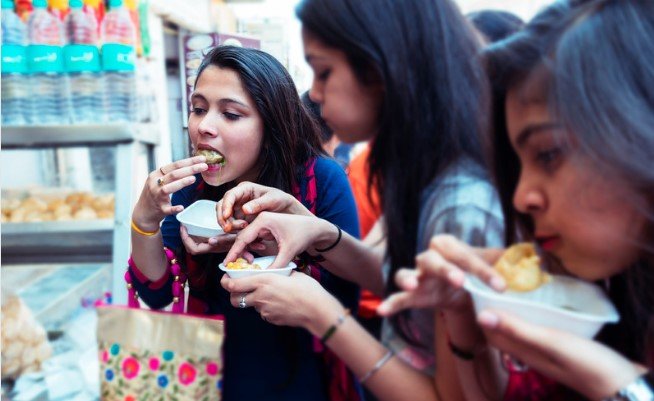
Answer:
[
  {"left": 194, "top": 149, "right": 225, "bottom": 165},
  {"left": 226, "top": 258, "right": 261, "bottom": 270},
  {"left": 494, "top": 243, "right": 551, "bottom": 292}
]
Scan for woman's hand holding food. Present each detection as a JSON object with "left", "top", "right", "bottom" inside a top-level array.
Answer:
[
  {"left": 216, "top": 182, "right": 313, "bottom": 233},
  {"left": 377, "top": 235, "right": 505, "bottom": 316},
  {"left": 221, "top": 271, "right": 343, "bottom": 333},
  {"left": 478, "top": 310, "right": 646, "bottom": 401},
  {"left": 223, "top": 212, "right": 335, "bottom": 270},
  {"left": 132, "top": 156, "right": 208, "bottom": 231}
]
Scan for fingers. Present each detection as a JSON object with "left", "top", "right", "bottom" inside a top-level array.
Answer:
[
  {"left": 394, "top": 268, "right": 419, "bottom": 291},
  {"left": 377, "top": 291, "right": 416, "bottom": 316},
  {"left": 219, "top": 181, "right": 260, "bottom": 222},
  {"left": 429, "top": 235, "right": 505, "bottom": 291},
  {"left": 223, "top": 219, "right": 264, "bottom": 264},
  {"left": 415, "top": 248, "right": 466, "bottom": 289}
]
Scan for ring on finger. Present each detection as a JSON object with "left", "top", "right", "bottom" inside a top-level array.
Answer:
[
  {"left": 238, "top": 294, "right": 247, "bottom": 309},
  {"left": 159, "top": 166, "right": 166, "bottom": 176},
  {"left": 157, "top": 177, "right": 165, "bottom": 187}
]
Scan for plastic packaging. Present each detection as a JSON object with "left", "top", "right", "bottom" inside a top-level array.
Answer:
[
  {"left": 1, "top": 0, "right": 30, "bottom": 125},
  {"left": 64, "top": 0, "right": 103, "bottom": 124},
  {"left": 101, "top": 0, "right": 136, "bottom": 122},
  {"left": 27, "top": 0, "right": 71, "bottom": 125}
]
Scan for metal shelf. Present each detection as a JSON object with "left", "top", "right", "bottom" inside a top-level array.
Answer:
[
  {"left": 1, "top": 123, "right": 160, "bottom": 148},
  {"left": 1, "top": 220, "right": 114, "bottom": 264}
]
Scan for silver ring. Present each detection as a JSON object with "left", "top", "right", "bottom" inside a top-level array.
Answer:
[{"left": 238, "top": 294, "right": 247, "bottom": 309}]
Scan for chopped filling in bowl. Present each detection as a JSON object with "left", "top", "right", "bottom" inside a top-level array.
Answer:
[{"left": 226, "top": 258, "right": 261, "bottom": 270}]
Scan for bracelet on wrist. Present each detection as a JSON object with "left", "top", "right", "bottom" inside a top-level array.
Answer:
[
  {"left": 315, "top": 223, "right": 342, "bottom": 253},
  {"left": 448, "top": 340, "right": 476, "bottom": 361},
  {"left": 604, "top": 371, "right": 654, "bottom": 401},
  {"left": 359, "top": 348, "right": 395, "bottom": 384},
  {"left": 320, "top": 308, "right": 350, "bottom": 343},
  {"left": 131, "top": 219, "right": 160, "bottom": 236}
]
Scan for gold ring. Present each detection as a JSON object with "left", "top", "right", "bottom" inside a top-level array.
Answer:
[
  {"left": 159, "top": 167, "right": 166, "bottom": 175},
  {"left": 157, "top": 177, "right": 165, "bottom": 187}
]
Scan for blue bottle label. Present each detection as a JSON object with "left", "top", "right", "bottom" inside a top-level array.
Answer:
[
  {"left": 101, "top": 43, "right": 135, "bottom": 71},
  {"left": 64, "top": 44, "right": 101, "bottom": 72},
  {"left": 1, "top": 45, "right": 27, "bottom": 73},
  {"left": 27, "top": 45, "right": 64, "bottom": 73}
]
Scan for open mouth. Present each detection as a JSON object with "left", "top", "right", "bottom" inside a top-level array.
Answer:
[{"left": 194, "top": 149, "right": 225, "bottom": 165}]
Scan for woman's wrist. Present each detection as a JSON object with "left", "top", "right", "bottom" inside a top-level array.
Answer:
[
  {"left": 311, "top": 219, "right": 341, "bottom": 253},
  {"left": 305, "top": 296, "right": 347, "bottom": 338},
  {"left": 131, "top": 210, "right": 162, "bottom": 234}
]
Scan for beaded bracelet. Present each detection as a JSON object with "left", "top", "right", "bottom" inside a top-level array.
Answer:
[
  {"left": 131, "top": 219, "right": 160, "bottom": 236},
  {"left": 126, "top": 247, "right": 186, "bottom": 313},
  {"left": 320, "top": 308, "right": 350, "bottom": 343},
  {"left": 359, "top": 348, "right": 395, "bottom": 384}
]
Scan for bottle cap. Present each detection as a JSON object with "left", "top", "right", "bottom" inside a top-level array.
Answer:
[
  {"left": 33, "top": 0, "right": 47, "bottom": 8},
  {"left": 69, "top": 0, "right": 83, "bottom": 8},
  {"left": 108, "top": 0, "right": 123, "bottom": 8},
  {"left": 1, "top": 0, "right": 14, "bottom": 10}
]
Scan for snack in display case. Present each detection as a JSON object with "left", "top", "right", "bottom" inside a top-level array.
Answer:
[
  {"left": 181, "top": 32, "right": 260, "bottom": 125},
  {"left": 1, "top": 190, "right": 115, "bottom": 223}
]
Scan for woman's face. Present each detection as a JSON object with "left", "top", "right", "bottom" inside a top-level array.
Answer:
[
  {"left": 505, "top": 85, "right": 646, "bottom": 280},
  {"left": 188, "top": 65, "right": 264, "bottom": 187},
  {"left": 302, "top": 29, "right": 383, "bottom": 143}
]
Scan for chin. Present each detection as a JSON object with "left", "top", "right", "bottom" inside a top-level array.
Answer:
[{"left": 201, "top": 171, "right": 227, "bottom": 187}]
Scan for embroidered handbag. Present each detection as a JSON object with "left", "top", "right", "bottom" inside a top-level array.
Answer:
[{"left": 96, "top": 248, "right": 225, "bottom": 401}]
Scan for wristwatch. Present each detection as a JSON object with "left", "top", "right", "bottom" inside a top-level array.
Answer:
[{"left": 605, "top": 372, "right": 654, "bottom": 401}]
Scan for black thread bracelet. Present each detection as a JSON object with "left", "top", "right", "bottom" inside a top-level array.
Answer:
[
  {"left": 448, "top": 340, "right": 475, "bottom": 361},
  {"left": 315, "top": 223, "right": 342, "bottom": 253}
]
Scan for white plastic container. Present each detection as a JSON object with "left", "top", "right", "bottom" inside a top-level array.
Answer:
[
  {"left": 175, "top": 200, "right": 225, "bottom": 238},
  {"left": 219, "top": 256, "right": 297, "bottom": 279},
  {"left": 464, "top": 274, "right": 619, "bottom": 338}
]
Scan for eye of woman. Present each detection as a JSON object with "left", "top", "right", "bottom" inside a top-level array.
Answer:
[
  {"left": 191, "top": 107, "right": 206, "bottom": 115},
  {"left": 223, "top": 111, "right": 241, "bottom": 121},
  {"left": 317, "top": 68, "right": 331, "bottom": 81},
  {"left": 534, "top": 146, "right": 565, "bottom": 172}
]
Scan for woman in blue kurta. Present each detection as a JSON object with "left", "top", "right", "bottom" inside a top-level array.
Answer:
[{"left": 128, "top": 46, "right": 359, "bottom": 401}]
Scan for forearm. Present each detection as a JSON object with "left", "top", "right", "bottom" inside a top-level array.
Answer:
[
  {"left": 311, "top": 218, "right": 385, "bottom": 294},
  {"left": 306, "top": 300, "right": 441, "bottom": 401},
  {"left": 130, "top": 224, "right": 169, "bottom": 282},
  {"left": 445, "top": 308, "right": 507, "bottom": 401}
]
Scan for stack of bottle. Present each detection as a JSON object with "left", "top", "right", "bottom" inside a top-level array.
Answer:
[{"left": 0, "top": 0, "right": 137, "bottom": 126}]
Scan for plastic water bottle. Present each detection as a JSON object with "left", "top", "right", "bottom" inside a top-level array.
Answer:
[
  {"left": 65, "top": 0, "right": 102, "bottom": 124},
  {"left": 101, "top": 0, "right": 136, "bottom": 123},
  {"left": 27, "top": 0, "right": 71, "bottom": 125},
  {"left": 1, "top": 0, "right": 29, "bottom": 125}
]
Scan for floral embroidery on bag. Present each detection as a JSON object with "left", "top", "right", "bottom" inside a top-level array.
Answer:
[{"left": 99, "top": 342, "right": 222, "bottom": 401}]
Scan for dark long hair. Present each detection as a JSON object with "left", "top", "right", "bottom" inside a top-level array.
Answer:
[
  {"left": 467, "top": 10, "right": 524, "bottom": 44},
  {"left": 195, "top": 46, "right": 323, "bottom": 195},
  {"left": 485, "top": 0, "right": 654, "bottom": 378},
  {"left": 297, "top": 0, "right": 489, "bottom": 326}
]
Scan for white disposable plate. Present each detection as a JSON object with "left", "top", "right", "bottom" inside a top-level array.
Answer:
[
  {"left": 219, "top": 256, "right": 297, "bottom": 278},
  {"left": 176, "top": 200, "right": 225, "bottom": 238},
  {"left": 464, "top": 274, "right": 619, "bottom": 338}
]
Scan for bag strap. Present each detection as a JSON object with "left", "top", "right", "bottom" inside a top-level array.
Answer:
[{"left": 125, "top": 247, "right": 188, "bottom": 313}]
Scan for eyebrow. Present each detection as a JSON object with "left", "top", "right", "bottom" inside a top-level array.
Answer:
[
  {"left": 190, "top": 92, "right": 249, "bottom": 108},
  {"left": 515, "top": 122, "right": 562, "bottom": 148},
  {"left": 305, "top": 54, "right": 327, "bottom": 64}
]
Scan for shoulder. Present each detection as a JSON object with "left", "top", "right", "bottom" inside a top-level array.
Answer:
[{"left": 422, "top": 159, "right": 501, "bottom": 220}]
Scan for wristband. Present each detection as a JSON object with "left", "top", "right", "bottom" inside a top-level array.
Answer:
[
  {"left": 315, "top": 223, "right": 342, "bottom": 253},
  {"left": 320, "top": 308, "right": 350, "bottom": 343},
  {"left": 131, "top": 219, "right": 160, "bottom": 236},
  {"left": 604, "top": 371, "right": 654, "bottom": 401},
  {"left": 448, "top": 340, "right": 476, "bottom": 361}
]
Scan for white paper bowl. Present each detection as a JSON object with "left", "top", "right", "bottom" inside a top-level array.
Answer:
[
  {"left": 219, "top": 256, "right": 297, "bottom": 278},
  {"left": 464, "top": 274, "right": 619, "bottom": 338},
  {"left": 176, "top": 200, "right": 225, "bottom": 238}
]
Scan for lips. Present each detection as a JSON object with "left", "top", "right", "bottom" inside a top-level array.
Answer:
[{"left": 535, "top": 235, "right": 560, "bottom": 251}]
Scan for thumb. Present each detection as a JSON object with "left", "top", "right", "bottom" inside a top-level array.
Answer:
[{"left": 377, "top": 292, "right": 415, "bottom": 317}]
